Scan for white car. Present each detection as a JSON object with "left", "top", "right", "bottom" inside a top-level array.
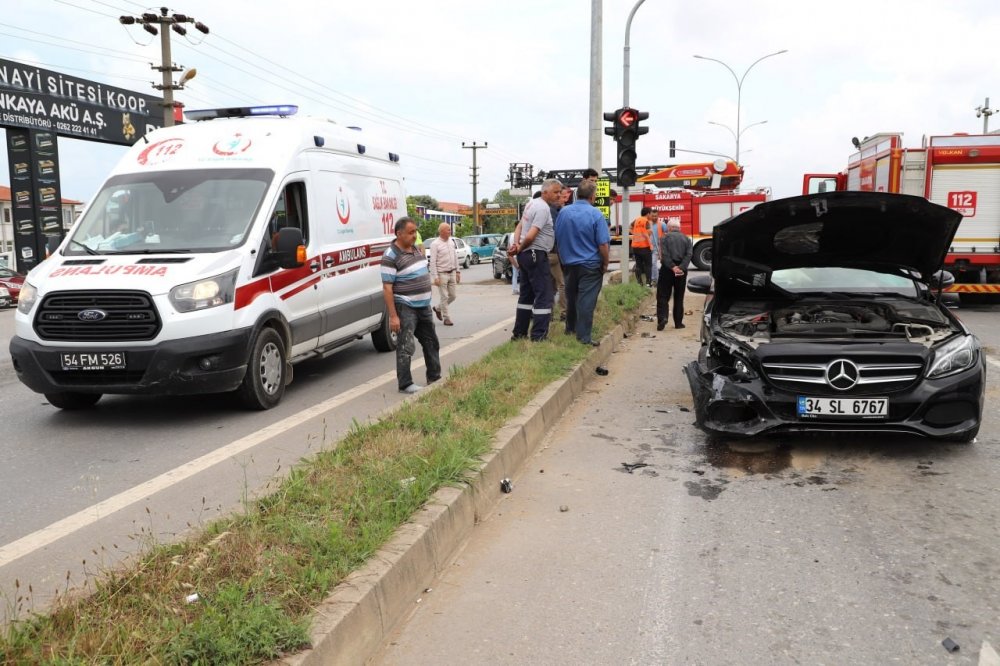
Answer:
[
  {"left": 425, "top": 236, "right": 472, "bottom": 269},
  {"left": 0, "top": 286, "right": 10, "bottom": 308}
]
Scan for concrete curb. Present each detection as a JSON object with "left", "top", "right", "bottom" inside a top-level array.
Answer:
[{"left": 279, "top": 296, "right": 649, "bottom": 666}]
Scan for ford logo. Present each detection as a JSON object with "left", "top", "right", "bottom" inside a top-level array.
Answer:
[{"left": 78, "top": 309, "right": 107, "bottom": 322}]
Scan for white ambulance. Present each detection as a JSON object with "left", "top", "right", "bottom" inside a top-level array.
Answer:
[{"left": 10, "top": 105, "right": 406, "bottom": 410}]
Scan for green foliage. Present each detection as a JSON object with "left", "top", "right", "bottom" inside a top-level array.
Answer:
[{"left": 406, "top": 194, "right": 439, "bottom": 211}]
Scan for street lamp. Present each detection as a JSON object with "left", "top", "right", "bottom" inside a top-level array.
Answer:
[
  {"left": 708, "top": 119, "right": 768, "bottom": 156},
  {"left": 693, "top": 49, "right": 787, "bottom": 164}
]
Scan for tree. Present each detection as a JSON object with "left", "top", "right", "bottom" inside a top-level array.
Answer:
[
  {"left": 479, "top": 188, "right": 528, "bottom": 233},
  {"left": 407, "top": 194, "right": 439, "bottom": 211}
]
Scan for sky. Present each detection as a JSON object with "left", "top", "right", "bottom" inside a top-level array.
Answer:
[{"left": 3, "top": 0, "right": 1000, "bottom": 207}]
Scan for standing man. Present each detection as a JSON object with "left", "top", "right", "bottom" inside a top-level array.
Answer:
[
  {"left": 630, "top": 207, "right": 653, "bottom": 286},
  {"left": 509, "top": 178, "right": 563, "bottom": 341},
  {"left": 549, "top": 187, "right": 571, "bottom": 320},
  {"left": 555, "top": 179, "right": 610, "bottom": 346},
  {"left": 381, "top": 217, "right": 442, "bottom": 393},
  {"left": 657, "top": 219, "right": 693, "bottom": 331},
  {"left": 428, "top": 222, "right": 459, "bottom": 326},
  {"left": 581, "top": 167, "right": 599, "bottom": 184}
]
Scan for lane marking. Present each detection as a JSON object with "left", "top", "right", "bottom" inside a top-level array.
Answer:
[{"left": 0, "top": 318, "right": 513, "bottom": 568}]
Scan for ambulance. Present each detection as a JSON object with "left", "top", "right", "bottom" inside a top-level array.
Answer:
[{"left": 9, "top": 105, "right": 405, "bottom": 410}]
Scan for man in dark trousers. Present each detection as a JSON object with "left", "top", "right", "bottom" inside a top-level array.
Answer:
[
  {"left": 554, "top": 179, "right": 610, "bottom": 346},
  {"left": 508, "top": 178, "right": 563, "bottom": 341},
  {"left": 381, "top": 217, "right": 442, "bottom": 393},
  {"left": 656, "top": 219, "right": 693, "bottom": 330}
]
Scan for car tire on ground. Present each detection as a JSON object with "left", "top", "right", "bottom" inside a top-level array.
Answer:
[
  {"left": 493, "top": 261, "right": 502, "bottom": 280},
  {"left": 45, "top": 392, "right": 102, "bottom": 410},
  {"left": 952, "top": 425, "right": 980, "bottom": 444},
  {"left": 471, "top": 253, "right": 480, "bottom": 265},
  {"left": 504, "top": 265, "right": 513, "bottom": 283},
  {"left": 462, "top": 256, "right": 470, "bottom": 269},
  {"left": 372, "top": 307, "right": 398, "bottom": 352},
  {"left": 237, "top": 326, "right": 286, "bottom": 410},
  {"left": 692, "top": 242, "right": 713, "bottom": 271}
]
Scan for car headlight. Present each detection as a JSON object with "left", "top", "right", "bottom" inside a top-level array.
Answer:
[
  {"left": 169, "top": 269, "right": 238, "bottom": 313},
  {"left": 733, "top": 357, "right": 758, "bottom": 381},
  {"left": 926, "top": 334, "right": 978, "bottom": 379},
  {"left": 16, "top": 281, "right": 37, "bottom": 314}
]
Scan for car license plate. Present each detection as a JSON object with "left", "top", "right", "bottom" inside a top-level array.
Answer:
[
  {"left": 797, "top": 396, "right": 887, "bottom": 418},
  {"left": 60, "top": 352, "right": 127, "bottom": 371}
]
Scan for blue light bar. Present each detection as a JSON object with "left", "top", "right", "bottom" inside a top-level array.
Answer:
[{"left": 184, "top": 104, "right": 299, "bottom": 121}]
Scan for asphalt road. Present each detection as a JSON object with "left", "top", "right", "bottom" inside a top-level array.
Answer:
[
  {"left": 378, "top": 302, "right": 1000, "bottom": 665},
  {"left": 0, "top": 261, "right": 518, "bottom": 621}
]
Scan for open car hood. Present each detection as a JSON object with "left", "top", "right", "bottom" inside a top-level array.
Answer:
[{"left": 712, "top": 192, "right": 962, "bottom": 297}]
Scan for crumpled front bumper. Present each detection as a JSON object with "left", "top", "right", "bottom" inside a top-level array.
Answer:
[{"left": 683, "top": 359, "right": 984, "bottom": 440}]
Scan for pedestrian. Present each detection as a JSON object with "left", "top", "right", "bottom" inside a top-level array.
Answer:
[
  {"left": 649, "top": 209, "right": 664, "bottom": 284},
  {"left": 381, "top": 217, "right": 442, "bottom": 393},
  {"left": 656, "top": 219, "right": 693, "bottom": 331},
  {"left": 428, "top": 222, "right": 460, "bottom": 326},
  {"left": 509, "top": 178, "right": 563, "bottom": 341},
  {"left": 549, "top": 187, "right": 570, "bottom": 320},
  {"left": 554, "top": 178, "right": 610, "bottom": 346},
  {"left": 581, "top": 167, "right": 599, "bottom": 184},
  {"left": 630, "top": 207, "right": 653, "bottom": 286}
]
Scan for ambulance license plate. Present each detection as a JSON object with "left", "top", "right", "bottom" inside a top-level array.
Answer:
[
  {"left": 60, "top": 352, "right": 127, "bottom": 371},
  {"left": 797, "top": 396, "right": 887, "bottom": 418}
]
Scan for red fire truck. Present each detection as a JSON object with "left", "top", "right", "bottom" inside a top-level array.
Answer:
[{"left": 803, "top": 132, "right": 1000, "bottom": 293}]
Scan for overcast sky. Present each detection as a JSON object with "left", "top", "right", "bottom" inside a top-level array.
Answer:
[{"left": 3, "top": 0, "right": 1000, "bottom": 206}]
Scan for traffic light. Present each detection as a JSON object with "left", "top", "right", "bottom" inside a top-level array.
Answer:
[
  {"left": 603, "top": 110, "right": 620, "bottom": 140},
  {"left": 615, "top": 107, "right": 649, "bottom": 187},
  {"left": 669, "top": 139, "right": 676, "bottom": 159}
]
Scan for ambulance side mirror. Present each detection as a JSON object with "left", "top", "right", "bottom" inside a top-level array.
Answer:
[{"left": 274, "top": 227, "right": 305, "bottom": 269}]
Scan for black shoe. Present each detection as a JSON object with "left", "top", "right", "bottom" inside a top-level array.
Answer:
[
  {"left": 675, "top": 323, "right": 686, "bottom": 329},
  {"left": 656, "top": 322, "right": 666, "bottom": 331}
]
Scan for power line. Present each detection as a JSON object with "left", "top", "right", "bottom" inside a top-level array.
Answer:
[{"left": 52, "top": 0, "right": 117, "bottom": 18}]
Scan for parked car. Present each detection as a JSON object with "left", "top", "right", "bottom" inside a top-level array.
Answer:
[
  {"left": 462, "top": 233, "right": 504, "bottom": 265},
  {"left": 0, "top": 286, "right": 10, "bottom": 308},
  {"left": 425, "top": 236, "right": 472, "bottom": 268},
  {"left": 492, "top": 232, "right": 514, "bottom": 283},
  {"left": 0, "top": 267, "right": 25, "bottom": 303},
  {"left": 685, "top": 191, "right": 984, "bottom": 443}
]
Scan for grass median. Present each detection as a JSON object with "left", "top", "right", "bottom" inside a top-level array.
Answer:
[{"left": 0, "top": 282, "right": 649, "bottom": 665}]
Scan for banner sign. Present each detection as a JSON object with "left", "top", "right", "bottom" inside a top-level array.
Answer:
[
  {"left": 594, "top": 178, "right": 612, "bottom": 224},
  {"left": 0, "top": 57, "right": 162, "bottom": 145},
  {"left": 6, "top": 128, "right": 65, "bottom": 272}
]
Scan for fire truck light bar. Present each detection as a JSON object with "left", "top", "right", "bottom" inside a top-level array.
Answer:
[{"left": 185, "top": 105, "right": 299, "bottom": 121}]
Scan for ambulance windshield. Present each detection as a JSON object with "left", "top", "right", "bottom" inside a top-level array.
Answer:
[{"left": 66, "top": 168, "right": 274, "bottom": 255}]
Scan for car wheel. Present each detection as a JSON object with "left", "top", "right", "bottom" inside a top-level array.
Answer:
[
  {"left": 45, "top": 392, "right": 102, "bottom": 410},
  {"left": 504, "top": 265, "right": 513, "bottom": 283},
  {"left": 462, "top": 255, "right": 470, "bottom": 269},
  {"left": 692, "top": 242, "right": 713, "bottom": 271},
  {"left": 471, "top": 253, "right": 480, "bottom": 265},
  {"left": 952, "top": 425, "right": 980, "bottom": 444},
  {"left": 372, "top": 306, "right": 398, "bottom": 352},
  {"left": 493, "top": 261, "right": 502, "bottom": 280},
  {"left": 237, "top": 327, "right": 286, "bottom": 410}
]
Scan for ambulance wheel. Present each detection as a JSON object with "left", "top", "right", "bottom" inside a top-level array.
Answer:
[
  {"left": 45, "top": 392, "right": 102, "bottom": 410},
  {"left": 372, "top": 308, "right": 398, "bottom": 352},
  {"left": 238, "top": 327, "right": 286, "bottom": 410},
  {"left": 692, "top": 242, "right": 713, "bottom": 271}
]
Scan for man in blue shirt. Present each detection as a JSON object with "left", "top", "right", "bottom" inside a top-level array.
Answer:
[{"left": 554, "top": 179, "right": 611, "bottom": 346}]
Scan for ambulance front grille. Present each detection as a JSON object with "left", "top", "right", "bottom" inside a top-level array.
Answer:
[{"left": 33, "top": 291, "right": 162, "bottom": 341}]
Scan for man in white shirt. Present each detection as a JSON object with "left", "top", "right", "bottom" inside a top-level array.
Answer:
[{"left": 428, "top": 222, "right": 460, "bottom": 326}]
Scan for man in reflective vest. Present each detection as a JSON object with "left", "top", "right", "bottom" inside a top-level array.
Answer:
[{"left": 630, "top": 207, "right": 653, "bottom": 286}]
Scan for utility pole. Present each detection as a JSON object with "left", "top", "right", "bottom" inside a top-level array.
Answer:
[
  {"left": 463, "top": 141, "right": 487, "bottom": 234},
  {"left": 119, "top": 8, "right": 209, "bottom": 127},
  {"left": 976, "top": 97, "right": 995, "bottom": 134},
  {"left": 588, "top": 0, "right": 603, "bottom": 173}
]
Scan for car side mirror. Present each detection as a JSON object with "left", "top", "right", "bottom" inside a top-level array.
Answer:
[
  {"left": 688, "top": 274, "right": 713, "bottom": 295},
  {"left": 930, "top": 270, "right": 955, "bottom": 289},
  {"left": 274, "top": 227, "right": 305, "bottom": 269}
]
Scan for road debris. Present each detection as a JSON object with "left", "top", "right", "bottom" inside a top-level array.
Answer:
[
  {"left": 942, "top": 637, "right": 959, "bottom": 653},
  {"left": 640, "top": 314, "right": 655, "bottom": 321},
  {"left": 655, "top": 409, "right": 671, "bottom": 414},
  {"left": 500, "top": 478, "right": 513, "bottom": 493},
  {"left": 185, "top": 593, "right": 200, "bottom": 604},
  {"left": 621, "top": 462, "right": 650, "bottom": 474},
  {"left": 559, "top": 505, "right": 569, "bottom": 512},
  {"left": 596, "top": 366, "right": 609, "bottom": 376}
]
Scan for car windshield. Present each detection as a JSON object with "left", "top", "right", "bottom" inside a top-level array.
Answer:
[
  {"left": 65, "top": 168, "right": 273, "bottom": 255},
  {"left": 770, "top": 267, "right": 918, "bottom": 297}
]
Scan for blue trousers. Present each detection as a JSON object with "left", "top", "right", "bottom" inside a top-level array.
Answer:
[
  {"left": 563, "top": 264, "right": 604, "bottom": 344},
  {"left": 512, "top": 249, "right": 553, "bottom": 341}
]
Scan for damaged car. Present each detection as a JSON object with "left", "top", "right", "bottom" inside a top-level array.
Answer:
[{"left": 685, "top": 191, "right": 984, "bottom": 443}]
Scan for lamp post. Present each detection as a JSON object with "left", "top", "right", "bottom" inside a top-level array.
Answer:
[
  {"left": 707, "top": 119, "right": 768, "bottom": 158},
  {"left": 693, "top": 49, "right": 787, "bottom": 164}
]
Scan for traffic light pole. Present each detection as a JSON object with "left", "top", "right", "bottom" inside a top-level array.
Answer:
[{"left": 619, "top": 0, "right": 646, "bottom": 284}]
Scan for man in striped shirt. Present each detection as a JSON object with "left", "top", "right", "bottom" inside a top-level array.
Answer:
[{"left": 381, "top": 217, "right": 442, "bottom": 393}]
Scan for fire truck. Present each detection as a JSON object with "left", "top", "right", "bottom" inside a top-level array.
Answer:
[{"left": 803, "top": 132, "right": 1000, "bottom": 294}]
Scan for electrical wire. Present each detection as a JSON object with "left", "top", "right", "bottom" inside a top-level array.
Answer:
[{"left": 51, "top": 0, "right": 117, "bottom": 19}]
